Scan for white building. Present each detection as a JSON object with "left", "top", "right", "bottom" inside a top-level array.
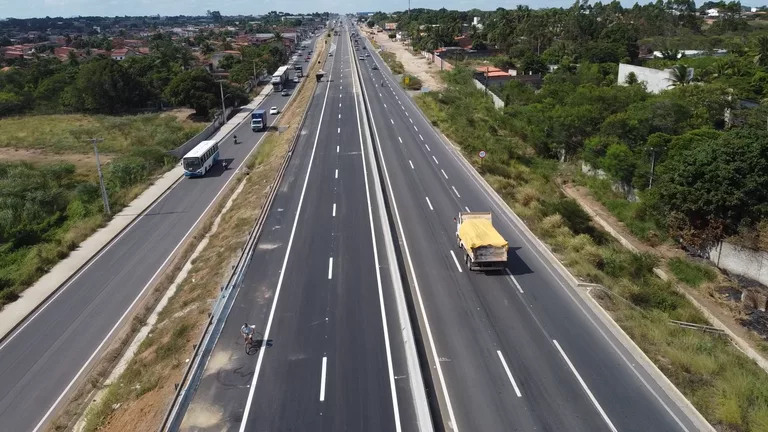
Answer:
[{"left": 617, "top": 63, "right": 694, "bottom": 94}]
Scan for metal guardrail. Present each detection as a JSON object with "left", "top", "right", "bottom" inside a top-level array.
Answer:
[{"left": 158, "top": 45, "right": 326, "bottom": 432}]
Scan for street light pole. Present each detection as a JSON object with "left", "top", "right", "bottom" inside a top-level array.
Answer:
[
  {"left": 87, "top": 138, "right": 111, "bottom": 216},
  {"left": 649, "top": 147, "right": 657, "bottom": 189}
]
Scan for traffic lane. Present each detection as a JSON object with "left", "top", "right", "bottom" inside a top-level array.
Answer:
[
  {"left": 180, "top": 75, "right": 332, "bottom": 430},
  {"left": 365, "top": 46, "right": 695, "bottom": 431},
  {"left": 244, "top": 66, "right": 398, "bottom": 432},
  {"left": 365, "top": 95, "right": 597, "bottom": 432},
  {"left": 0, "top": 66, "right": 310, "bottom": 430}
]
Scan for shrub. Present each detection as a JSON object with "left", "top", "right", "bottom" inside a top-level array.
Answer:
[{"left": 668, "top": 257, "right": 717, "bottom": 287}]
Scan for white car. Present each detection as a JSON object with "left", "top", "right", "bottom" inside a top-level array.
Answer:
[{"left": 269, "top": 107, "right": 279, "bottom": 115}]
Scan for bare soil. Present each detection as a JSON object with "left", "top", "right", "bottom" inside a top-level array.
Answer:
[
  {"left": 0, "top": 146, "right": 114, "bottom": 173},
  {"left": 370, "top": 31, "right": 446, "bottom": 91}
]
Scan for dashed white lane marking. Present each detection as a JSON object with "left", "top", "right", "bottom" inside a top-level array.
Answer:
[
  {"left": 409, "top": 160, "right": 414, "bottom": 169},
  {"left": 320, "top": 356, "right": 328, "bottom": 401},
  {"left": 425, "top": 197, "right": 433, "bottom": 210},
  {"left": 332, "top": 203, "right": 336, "bottom": 217},
  {"left": 505, "top": 269, "right": 524, "bottom": 293},
  {"left": 497, "top": 351, "right": 523, "bottom": 397},
  {"left": 398, "top": 136, "right": 403, "bottom": 143},
  {"left": 328, "top": 257, "right": 333, "bottom": 279},
  {"left": 335, "top": 169, "right": 338, "bottom": 178},
  {"left": 441, "top": 169, "right": 447, "bottom": 179},
  {"left": 452, "top": 186, "right": 461, "bottom": 198},
  {"left": 553, "top": 340, "right": 618, "bottom": 432},
  {"left": 432, "top": 156, "right": 438, "bottom": 164},
  {"left": 449, "top": 250, "right": 463, "bottom": 272},
  {"left": 419, "top": 134, "right": 424, "bottom": 140}
]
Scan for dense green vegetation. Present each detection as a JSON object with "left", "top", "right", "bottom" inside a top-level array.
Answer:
[
  {"left": 369, "top": 2, "right": 768, "bottom": 251},
  {"left": 0, "top": 114, "right": 203, "bottom": 306},
  {"left": 416, "top": 66, "right": 768, "bottom": 432},
  {"left": 0, "top": 32, "right": 292, "bottom": 117}
]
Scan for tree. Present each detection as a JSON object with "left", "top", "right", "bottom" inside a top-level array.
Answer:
[
  {"left": 653, "top": 128, "right": 768, "bottom": 244},
  {"left": 753, "top": 35, "right": 768, "bottom": 68},
  {"left": 667, "top": 64, "right": 693, "bottom": 86},
  {"left": 62, "top": 58, "right": 147, "bottom": 114},
  {"left": 601, "top": 142, "right": 637, "bottom": 186},
  {"left": 163, "top": 68, "right": 218, "bottom": 116}
]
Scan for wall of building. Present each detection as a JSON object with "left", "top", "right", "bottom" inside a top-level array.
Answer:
[{"left": 617, "top": 63, "right": 675, "bottom": 94}]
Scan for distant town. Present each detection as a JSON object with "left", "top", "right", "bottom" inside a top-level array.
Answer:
[{"left": 0, "top": 12, "right": 327, "bottom": 74}]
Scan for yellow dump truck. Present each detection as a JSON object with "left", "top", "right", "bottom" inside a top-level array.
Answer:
[{"left": 455, "top": 212, "right": 508, "bottom": 271}]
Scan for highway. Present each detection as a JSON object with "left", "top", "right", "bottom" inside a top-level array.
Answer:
[
  {"left": 353, "top": 23, "right": 702, "bottom": 432},
  {"left": 0, "top": 39, "right": 314, "bottom": 432},
  {"left": 180, "top": 27, "right": 422, "bottom": 431}
]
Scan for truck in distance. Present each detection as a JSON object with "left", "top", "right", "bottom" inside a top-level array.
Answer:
[
  {"left": 455, "top": 212, "right": 508, "bottom": 271},
  {"left": 251, "top": 109, "right": 267, "bottom": 131}
]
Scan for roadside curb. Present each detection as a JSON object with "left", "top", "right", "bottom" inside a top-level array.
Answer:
[{"left": 0, "top": 86, "right": 274, "bottom": 345}]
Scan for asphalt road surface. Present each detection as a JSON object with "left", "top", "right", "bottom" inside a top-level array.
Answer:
[
  {"left": 0, "top": 38, "right": 315, "bottom": 432},
  {"left": 179, "top": 28, "right": 420, "bottom": 432},
  {"left": 353, "top": 23, "right": 702, "bottom": 432}
]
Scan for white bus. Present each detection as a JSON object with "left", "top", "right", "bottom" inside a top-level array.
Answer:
[{"left": 182, "top": 139, "right": 220, "bottom": 177}]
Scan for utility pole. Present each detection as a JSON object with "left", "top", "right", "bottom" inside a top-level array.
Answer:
[
  {"left": 87, "top": 138, "right": 111, "bottom": 216},
  {"left": 649, "top": 147, "right": 657, "bottom": 189},
  {"left": 218, "top": 80, "right": 226, "bottom": 124}
]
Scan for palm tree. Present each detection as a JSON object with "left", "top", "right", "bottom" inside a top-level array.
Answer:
[
  {"left": 754, "top": 35, "right": 768, "bottom": 67},
  {"left": 667, "top": 64, "right": 693, "bottom": 86}
]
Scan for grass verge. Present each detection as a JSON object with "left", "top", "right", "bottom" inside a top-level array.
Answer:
[
  {"left": 380, "top": 50, "right": 405, "bottom": 75},
  {"left": 70, "top": 37, "right": 330, "bottom": 432},
  {"left": 415, "top": 69, "right": 768, "bottom": 432},
  {"left": 668, "top": 257, "right": 718, "bottom": 288},
  {"left": 0, "top": 113, "right": 205, "bottom": 308}
]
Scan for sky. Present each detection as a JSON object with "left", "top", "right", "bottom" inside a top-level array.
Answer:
[{"left": 0, "top": 0, "right": 594, "bottom": 20}]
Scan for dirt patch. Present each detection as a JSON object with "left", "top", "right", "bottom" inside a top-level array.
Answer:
[
  {"left": 160, "top": 108, "right": 202, "bottom": 125},
  {"left": 0, "top": 147, "right": 114, "bottom": 173},
  {"left": 369, "top": 30, "right": 445, "bottom": 91}
]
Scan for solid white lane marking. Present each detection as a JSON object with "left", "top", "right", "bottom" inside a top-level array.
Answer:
[
  {"left": 335, "top": 169, "right": 338, "bottom": 178},
  {"left": 320, "top": 356, "right": 328, "bottom": 401},
  {"left": 452, "top": 186, "right": 461, "bottom": 198},
  {"left": 432, "top": 156, "right": 439, "bottom": 164},
  {"left": 398, "top": 136, "right": 403, "bottom": 143},
  {"left": 390, "top": 118, "right": 394, "bottom": 124},
  {"left": 328, "top": 257, "right": 333, "bottom": 279},
  {"left": 441, "top": 169, "right": 447, "bottom": 179},
  {"left": 449, "top": 250, "right": 463, "bottom": 273},
  {"left": 497, "top": 351, "right": 523, "bottom": 397},
  {"left": 426, "top": 197, "right": 433, "bottom": 210},
  {"left": 362, "top": 44, "right": 448, "bottom": 432},
  {"left": 350, "top": 46, "right": 403, "bottom": 431},
  {"left": 505, "top": 269, "right": 524, "bottom": 293},
  {"left": 409, "top": 160, "right": 414, "bottom": 169},
  {"left": 419, "top": 134, "right": 424, "bottom": 140},
  {"left": 333, "top": 203, "right": 336, "bottom": 217},
  {"left": 553, "top": 340, "right": 618, "bottom": 432},
  {"left": 238, "top": 40, "right": 338, "bottom": 432}
]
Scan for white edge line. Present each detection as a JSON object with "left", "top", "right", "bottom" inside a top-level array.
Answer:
[
  {"left": 30, "top": 93, "right": 278, "bottom": 430},
  {"left": 496, "top": 350, "right": 523, "bottom": 397},
  {"left": 357, "top": 49, "right": 449, "bottom": 431},
  {"left": 238, "top": 46, "right": 337, "bottom": 432},
  {"left": 504, "top": 269, "right": 524, "bottom": 294},
  {"left": 351, "top": 41, "right": 403, "bottom": 431},
  {"left": 449, "top": 250, "right": 463, "bottom": 273},
  {"left": 320, "top": 356, "right": 328, "bottom": 401},
  {"left": 553, "top": 340, "right": 618, "bottom": 432}
]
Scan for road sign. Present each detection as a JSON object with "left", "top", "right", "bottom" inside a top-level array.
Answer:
[
  {"left": 479, "top": 150, "right": 487, "bottom": 159},
  {"left": 404, "top": 76, "right": 410, "bottom": 85}
]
